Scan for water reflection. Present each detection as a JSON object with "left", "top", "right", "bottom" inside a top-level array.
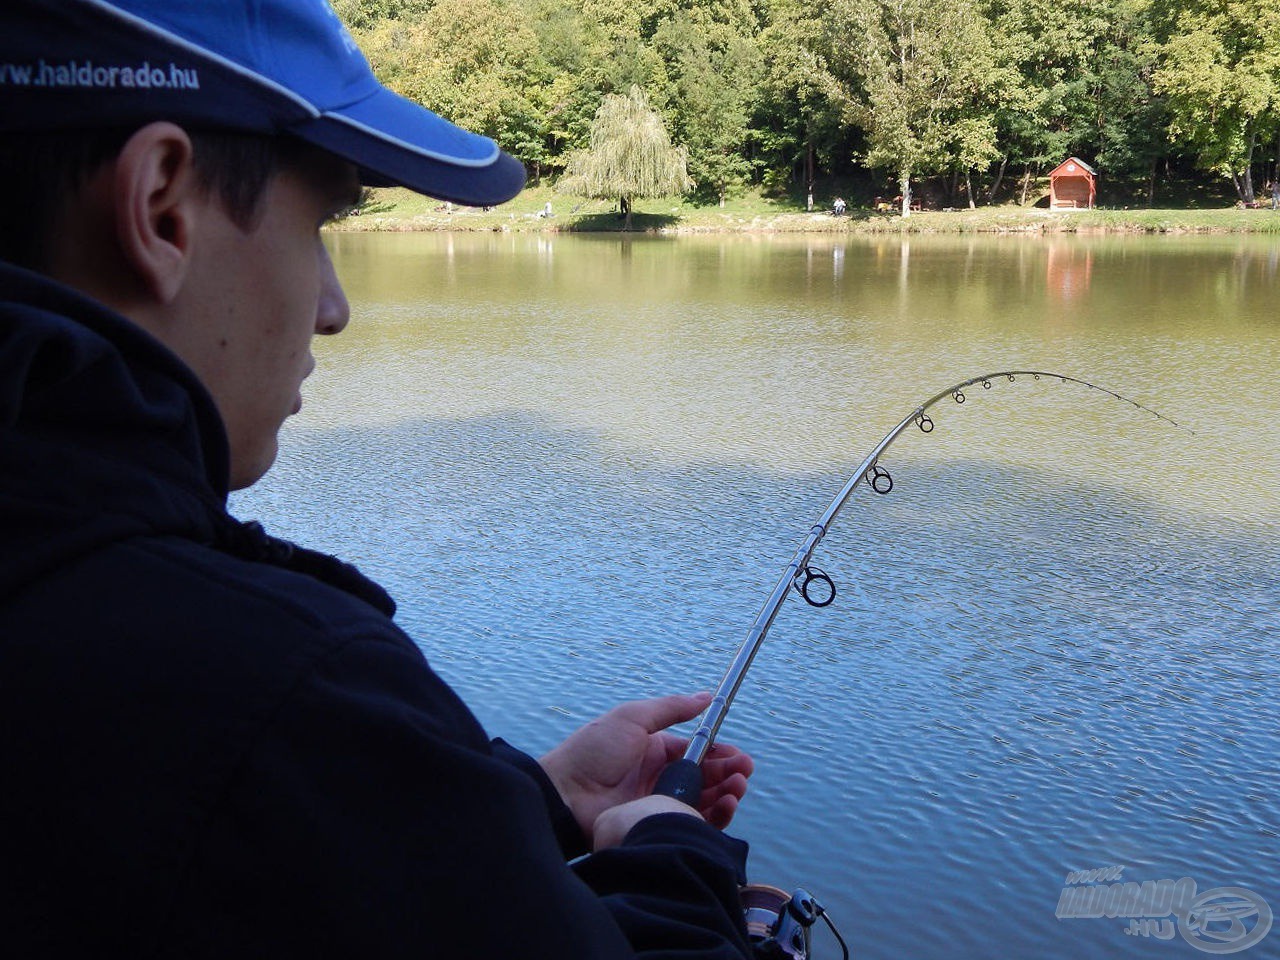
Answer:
[
  {"left": 317, "top": 231, "right": 1279, "bottom": 522},
  {"left": 1045, "top": 242, "right": 1093, "bottom": 302}
]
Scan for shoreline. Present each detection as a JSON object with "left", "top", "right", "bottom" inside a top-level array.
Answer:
[
  {"left": 331, "top": 187, "right": 1280, "bottom": 237},
  {"left": 332, "top": 208, "right": 1280, "bottom": 237}
]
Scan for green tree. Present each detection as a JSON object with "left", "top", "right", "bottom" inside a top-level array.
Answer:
[
  {"left": 755, "top": 0, "right": 850, "bottom": 208},
  {"left": 574, "top": 0, "right": 668, "bottom": 101},
  {"left": 1153, "top": 0, "right": 1280, "bottom": 202},
  {"left": 988, "top": 0, "right": 1107, "bottom": 178},
  {"left": 331, "top": 0, "right": 434, "bottom": 31},
  {"left": 334, "top": 0, "right": 1269, "bottom": 209},
  {"left": 946, "top": 116, "right": 1002, "bottom": 208},
  {"left": 987, "top": 0, "right": 1168, "bottom": 204},
  {"left": 826, "top": 0, "right": 1000, "bottom": 215},
  {"left": 556, "top": 85, "right": 694, "bottom": 227},
  {"left": 653, "top": 10, "right": 763, "bottom": 204},
  {"left": 518, "top": 0, "right": 595, "bottom": 172},
  {"left": 1090, "top": 1, "right": 1167, "bottom": 198},
  {"left": 354, "top": 0, "right": 567, "bottom": 186},
  {"left": 639, "top": 0, "right": 762, "bottom": 38}
]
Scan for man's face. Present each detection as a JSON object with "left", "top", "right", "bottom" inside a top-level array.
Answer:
[{"left": 180, "top": 150, "right": 360, "bottom": 490}]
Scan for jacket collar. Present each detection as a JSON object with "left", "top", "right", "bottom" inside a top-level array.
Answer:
[{"left": 0, "top": 260, "right": 395, "bottom": 616}]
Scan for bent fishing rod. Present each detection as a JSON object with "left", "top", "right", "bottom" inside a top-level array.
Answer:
[{"left": 655, "top": 369, "right": 1189, "bottom": 804}]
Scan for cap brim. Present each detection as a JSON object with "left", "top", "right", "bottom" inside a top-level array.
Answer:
[{"left": 293, "top": 86, "right": 526, "bottom": 207}]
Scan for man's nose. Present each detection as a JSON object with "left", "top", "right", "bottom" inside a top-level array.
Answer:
[{"left": 316, "top": 242, "right": 350, "bottom": 336}]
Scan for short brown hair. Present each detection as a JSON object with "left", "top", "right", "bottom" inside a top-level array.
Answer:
[{"left": 0, "top": 128, "right": 292, "bottom": 271}]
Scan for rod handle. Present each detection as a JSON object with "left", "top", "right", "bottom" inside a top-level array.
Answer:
[{"left": 653, "top": 758, "right": 704, "bottom": 805}]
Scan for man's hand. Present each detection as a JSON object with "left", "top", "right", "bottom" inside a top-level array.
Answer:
[{"left": 539, "top": 693, "right": 753, "bottom": 847}]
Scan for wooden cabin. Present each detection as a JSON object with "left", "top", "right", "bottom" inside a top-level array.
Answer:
[{"left": 1049, "top": 157, "right": 1096, "bottom": 210}]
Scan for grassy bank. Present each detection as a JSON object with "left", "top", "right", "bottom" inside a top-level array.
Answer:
[{"left": 332, "top": 183, "right": 1280, "bottom": 235}]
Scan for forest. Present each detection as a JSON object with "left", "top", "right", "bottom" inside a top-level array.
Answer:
[{"left": 333, "top": 0, "right": 1280, "bottom": 211}]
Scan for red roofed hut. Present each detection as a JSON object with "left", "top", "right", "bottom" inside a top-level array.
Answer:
[{"left": 1049, "top": 157, "right": 1096, "bottom": 210}]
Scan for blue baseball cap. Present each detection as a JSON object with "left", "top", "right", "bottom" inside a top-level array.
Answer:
[{"left": 1, "top": 0, "right": 526, "bottom": 206}]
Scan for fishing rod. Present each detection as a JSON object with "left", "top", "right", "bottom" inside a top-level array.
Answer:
[
  {"left": 651, "top": 370, "right": 1188, "bottom": 958},
  {"left": 655, "top": 369, "right": 1189, "bottom": 804}
]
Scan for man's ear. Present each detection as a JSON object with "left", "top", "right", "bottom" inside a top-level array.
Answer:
[{"left": 112, "top": 122, "right": 202, "bottom": 304}]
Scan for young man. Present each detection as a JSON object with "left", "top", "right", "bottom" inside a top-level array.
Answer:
[{"left": 0, "top": 2, "right": 754, "bottom": 956}]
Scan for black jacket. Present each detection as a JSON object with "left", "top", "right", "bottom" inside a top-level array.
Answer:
[{"left": 0, "top": 261, "right": 752, "bottom": 958}]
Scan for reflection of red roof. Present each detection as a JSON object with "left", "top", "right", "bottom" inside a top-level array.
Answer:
[{"left": 1049, "top": 157, "right": 1097, "bottom": 179}]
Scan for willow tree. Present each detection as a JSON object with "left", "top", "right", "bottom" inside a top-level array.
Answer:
[{"left": 556, "top": 85, "right": 693, "bottom": 228}]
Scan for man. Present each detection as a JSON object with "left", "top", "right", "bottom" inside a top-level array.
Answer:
[{"left": 0, "top": 1, "right": 755, "bottom": 956}]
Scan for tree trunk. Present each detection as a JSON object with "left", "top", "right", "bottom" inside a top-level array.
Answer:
[
  {"left": 965, "top": 169, "right": 976, "bottom": 209},
  {"left": 987, "top": 157, "right": 1007, "bottom": 204},
  {"left": 806, "top": 139, "right": 814, "bottom": 212},
  {"left": 1273, "top": 134, "right": 1280, "bottom": 209},
  {"left": 1243, "top": 129, "right": 1258, "bottom": 203},
  {"left": 900, "top": 172, "right": 912, "bottom": 217},
  {"left": 621, "top": 195, "right": 632, "bottom": 230},
  {"left": 1232, "top": 172, "right": 1246, "bottom": 202},
  {"left": 1147, "top": 157, "right": 1157, "bottom": 208},
  {"left": 1019, "top": 166, "right": 1032, "bottom": 206}
]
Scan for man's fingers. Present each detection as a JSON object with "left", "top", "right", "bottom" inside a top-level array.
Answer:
[
  {"left": 699, "top": 771, "right": 750, "bottom": 810},
  {"left": 659, "top": 733, "right": 690, "bottom": 764},
  {"left": 701, "top": 792, "right": 741, "bottom": 830},
  {"left": 613, "top": 692, "right": 712, "bottom": 734},
  {"left": 657, "top": 739, "right": 754, "bottom": 784},
  {"left": 701, "top": 746, "right": 754, "bottom": 782}
]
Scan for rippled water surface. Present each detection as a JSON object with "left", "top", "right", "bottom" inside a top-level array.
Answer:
[{"left": 235, "top": 232, "right": 1280, "bottom": 958}]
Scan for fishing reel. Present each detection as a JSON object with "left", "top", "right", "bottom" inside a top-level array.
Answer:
[{"left": 741, "top": 884, "right": 849, "bottom": 959}]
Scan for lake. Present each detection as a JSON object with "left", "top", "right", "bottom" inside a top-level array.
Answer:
[{"left": 234, "top": 231, "right": 1280, "bottom": 959}]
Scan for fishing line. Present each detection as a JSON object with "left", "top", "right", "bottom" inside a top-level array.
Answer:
[{"left": 654, "top": 369, "right": 1191, "bottom": 803}]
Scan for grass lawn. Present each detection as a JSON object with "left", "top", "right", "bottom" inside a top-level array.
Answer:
[{"left": 331, "top": 183, "right": 1280, "bottom": 235}]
